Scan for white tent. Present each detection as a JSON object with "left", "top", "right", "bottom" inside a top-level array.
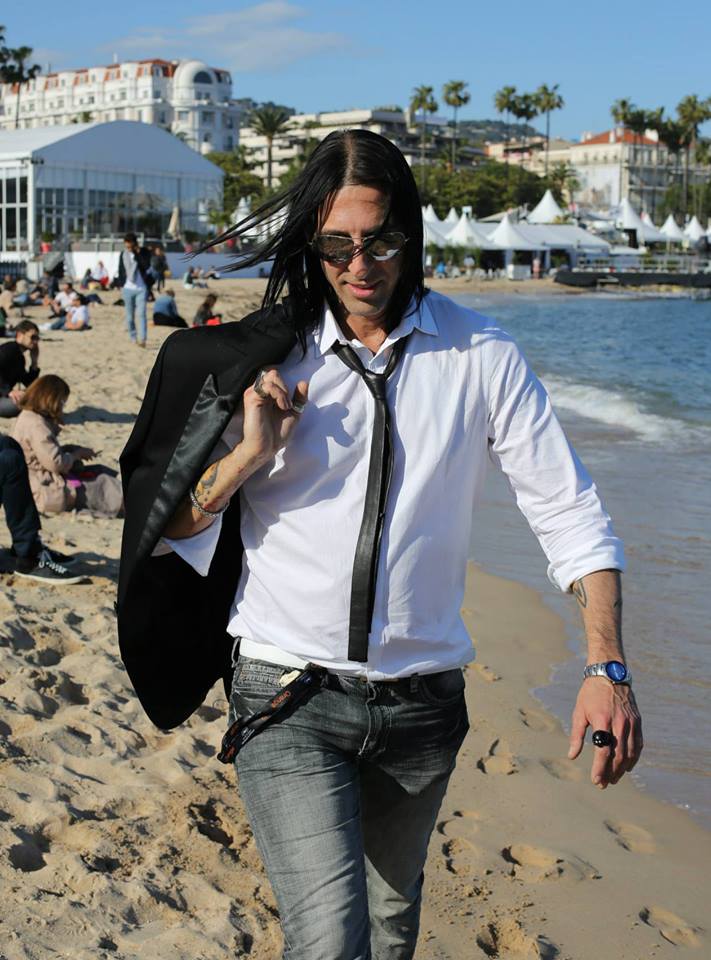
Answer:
[
  {"left": 684, "top": 215, "right": 706, "bottom": 242},
  {"left": 446, "top": 213, "right": 498, "bottom": 249},
  {"left": 639, "top": 212, "right": 668, "bottom": 244},
  {"left": 444, "top": 207, "right": 459, "bottom": 224},
  {"left": 527, "top": 189, "right": 566, "bottom": 224},
  {"left": 518, "top": 223, "right": 610, "bottom": 254},
  {"left": 423, "top": 220, "right": 451, "bottom": 247},
  {"left": 660, "top": 214, "right": 685, "bottom": 243},
  {"left": 487, "top": 213, "right": 540, "bottom": 251},
  {"left": 617, "top": 198, "right": 647, "bottom": 233}
]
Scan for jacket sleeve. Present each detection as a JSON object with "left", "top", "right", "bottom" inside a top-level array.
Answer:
[{"left": 31, "top": 419, "right": 76, "bottom": 475}]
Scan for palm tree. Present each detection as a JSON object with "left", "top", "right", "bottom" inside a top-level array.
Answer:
[
  {"left": 627, "top": 108, "right": 650, "bottom": 209},
  {"left": 248, "top": 105, "right": 293, "bottom": 190},
  {"left": 657, "top": 118, "right": 685, "bottom": 213},
  {"left": 534, "top": 84, "right": 564, "bottom": 176},
  {"left": 645, "top": 107, "right": 665, "bottom": 219},
  {"left": 410, "top": 85, "right": 438, "bottom": 192},
  {"left": 511, "top": 92, "right": 539, "bottom": 168},
  {"left": 494, "top": 85, "right": 517, "bottom": 165},
  {"left": 442, "top": 80, "right": 470, "bottom": 169},
  {"left": 0, "top": 36, "right": 40, "bottom": 129},
  {"left": 610, "top": 99, "right": 635, "bottom": 205},
  {"left": 676, "top": 94, "right": 711, "bottom": 214}
]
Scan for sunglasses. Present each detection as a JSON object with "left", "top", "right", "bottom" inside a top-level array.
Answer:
[{"left": 311, "top": 231, "right": 408, "bottom": 264}]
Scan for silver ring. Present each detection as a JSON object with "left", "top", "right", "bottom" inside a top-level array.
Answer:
[
  {"left": 253, "top": 369, "right": 269, "bottom": 399},
  {"left": 292, "top": 399, "right": 306, "bottom": 415}
]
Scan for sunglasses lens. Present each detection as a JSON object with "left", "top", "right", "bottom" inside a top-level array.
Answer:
[
  {"left": 314, "top": 232, "right": 407, "bottom": 263},
  {"left": 315, "top": 236, "right": 353, "bottom": 262},
  {"left": 367, "top": 233, "right": 407, "bottom": 261}
]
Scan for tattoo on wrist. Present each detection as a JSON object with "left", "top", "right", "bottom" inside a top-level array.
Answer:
[
  {"left": 194, "top": 463, "right": 218, "bottom": 505},
  {"left": 572, "top": 580, "right": 587, "bottom": 608}
]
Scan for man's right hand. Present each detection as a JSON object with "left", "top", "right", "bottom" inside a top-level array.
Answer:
[
  {"left": 240, "top": 368, "right": 309, "bottom": 467},
  {"left": 29, "top": 343, "right": 40, "bottom": 367},
  {"left": 8, "top": 389, "right": 23, "bottom": 405}
]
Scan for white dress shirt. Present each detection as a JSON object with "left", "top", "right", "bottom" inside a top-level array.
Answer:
[{"left": 163, "top": 290, "right": 624, "bottom": 679}]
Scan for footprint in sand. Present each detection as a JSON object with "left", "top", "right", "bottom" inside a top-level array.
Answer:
[
  {"left": 436, "top": 809, "right": 480, "bottom": 841},
  {"left": 519, "top": 707, "right": 557, "bottom": 732},
  {"left": 478, "top": 738, "right": 517, "bottom": 775},
  {"left": 639, "top": 906, "right": 702, "bottom": 947},
  {"left": 8, "top": 825, "right": 51, "bottom": 872},
  {"left": 605, "top": 820, "right": 656, "bottom": 854},
  {"left": 540, "top": 758, "right": 584, "bottom": 782},
  {"left": 476, "top": 916, "right": 559, "bottom": 959},
  {"left": 501, "top": 843, "right": 601, "bottom": 882},
  {"left": 441, "top": 835, "right": 480, "bottom": 876}
]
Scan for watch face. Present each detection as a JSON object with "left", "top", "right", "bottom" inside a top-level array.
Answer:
[{"left": 605, "top": 660, "right": 628, "bottom": 682}]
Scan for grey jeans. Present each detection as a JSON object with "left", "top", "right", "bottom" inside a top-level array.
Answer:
[{"left": 229, "top": 654, "right": 469, "bottom": 960}]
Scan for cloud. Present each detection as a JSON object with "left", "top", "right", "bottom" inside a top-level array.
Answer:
[{"left": 105, "top": 3, "right": 349, "bottom": 73}]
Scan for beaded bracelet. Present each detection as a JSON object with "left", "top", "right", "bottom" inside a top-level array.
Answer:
[{"left": 189, "top": 485, "right": 230, "bottom": 519}]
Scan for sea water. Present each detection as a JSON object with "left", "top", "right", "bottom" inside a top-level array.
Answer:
[{"left": 455, "top": 292, "right": 711, "bottom": 829}]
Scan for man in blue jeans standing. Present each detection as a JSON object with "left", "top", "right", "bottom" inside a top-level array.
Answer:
[
  {"left": 121, "top": 130, "right": 643, "bottom": 959},
  {"left": 116, "top": 233, "right": 152, "bottom": 347}
]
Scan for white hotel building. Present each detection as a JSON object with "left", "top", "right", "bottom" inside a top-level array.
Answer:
[{"left": 0, "top": 58, "right": 243, "bottom": 154}]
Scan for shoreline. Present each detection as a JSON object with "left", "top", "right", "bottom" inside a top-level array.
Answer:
[{"left": 0, "top": 280, "right": 708, "bottom": 957}]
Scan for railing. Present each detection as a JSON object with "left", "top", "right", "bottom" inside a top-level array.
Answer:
[{"left": 576, "top": 255, "right": 711, "bottom": 274}]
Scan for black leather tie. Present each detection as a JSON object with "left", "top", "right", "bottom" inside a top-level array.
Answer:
[{"left": 332, "top": 336, "right": 408, "bottom": 662}]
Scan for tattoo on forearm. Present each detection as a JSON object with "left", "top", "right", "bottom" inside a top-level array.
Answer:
[
  {"left": 195, "top": 463, "right": 219, "bottom": 504},
  {"left": 613, "top": 597, "right": 622, "bottom": 612},
  {"left": 572, "top": 580, "right": 588, "bottom": 608}
]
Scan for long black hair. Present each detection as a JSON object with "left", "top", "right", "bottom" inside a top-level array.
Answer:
[{"left": 208, "top": 129, "right": 425, "bottom": 343}]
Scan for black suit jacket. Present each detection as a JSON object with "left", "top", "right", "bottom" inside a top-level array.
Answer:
[
  {"left": 0, "top": 341, "right": 39, "bottom": 394},
  {"left": 117, "top": 305, "right": 298, "bottom": 729}
]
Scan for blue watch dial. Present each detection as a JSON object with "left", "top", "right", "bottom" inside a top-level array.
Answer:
[{"left": 605, "top": 660, "right": 628, "bottom": 682}]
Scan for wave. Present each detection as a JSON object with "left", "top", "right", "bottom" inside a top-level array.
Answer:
[{"left": 541, "top": 375, "right": 711, "bottom": 444}]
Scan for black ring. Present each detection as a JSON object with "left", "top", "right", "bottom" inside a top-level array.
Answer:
[{"left": 592, "top": 729, "right": 613, "bottom": 748}]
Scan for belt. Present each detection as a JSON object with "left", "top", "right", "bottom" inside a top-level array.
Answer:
[{"left": 234, "top": 637, "right": 438, "bottom": 686}]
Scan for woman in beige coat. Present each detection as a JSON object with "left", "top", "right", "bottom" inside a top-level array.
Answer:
[{"left": 13, "top": 375, "right": 122, "bottom": 517}]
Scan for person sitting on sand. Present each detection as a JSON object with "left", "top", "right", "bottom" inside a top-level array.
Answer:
[
  {"left": 192, "top": 293, "right": 221, "bottom": 327},
  {"left": 152, "top": 289, "right": 187, "bottom": 328},
  {"left": 0, "top": 432, "right": 81, "bottom": 583},
  {"left": 46, "top": 280, "right": 75, "bottom": 319},
  {"left": 13, "top": 375, "right": 123, "bottom": 518},
  {"left": 0, "top": 320, "right": 40, "bottom": 418}
]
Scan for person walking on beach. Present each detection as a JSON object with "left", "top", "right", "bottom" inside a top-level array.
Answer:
[
  {"left": 117, "top": 233, "right": 152, "bottom": 347},
  {"left": 118, "top": 130, "right": 643, "bottom": 960},
  {"left": 0, "top": 320, "right": 40, "bottom": 418}
]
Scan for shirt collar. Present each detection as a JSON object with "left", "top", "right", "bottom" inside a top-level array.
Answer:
[{"left": 314, "top": 293, "right": 438, "bottom": 357}]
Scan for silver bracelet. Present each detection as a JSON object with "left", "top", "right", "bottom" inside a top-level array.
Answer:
[{"left": 189, "top": 485, "right": 230, "bottom": 519}]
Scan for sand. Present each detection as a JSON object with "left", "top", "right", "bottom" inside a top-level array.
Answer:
[{"left": 0, "top": 280, "right": 708, "bottom": 959}]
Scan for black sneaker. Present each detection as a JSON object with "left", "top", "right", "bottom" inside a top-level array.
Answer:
[
  {"left": 14, "top": 548, "right": 83, "bottom": 584},
  {"left": 11, "top": 544, "right": 77, "bottom": 566}
]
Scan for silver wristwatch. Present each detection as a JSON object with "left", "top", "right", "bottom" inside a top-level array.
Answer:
[{"left": 583, "top": 660, "right": 631, "bottom": 685}]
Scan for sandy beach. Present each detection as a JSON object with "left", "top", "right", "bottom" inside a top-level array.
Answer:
[{"left": 1, "top": 279, "right": 708, "bottom": 959}]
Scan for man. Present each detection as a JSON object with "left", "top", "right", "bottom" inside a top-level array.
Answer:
[
  {"left": 46, "top": 279, "right": 75, "bottom": 319},
  {"left": 0, "top": 320, "right": 40, "bottom": 418},
  {"left": 151, "top": 288, "right": 187, "bottom": 328},
  {"left": 116, "top": 232, "right": 152, "bottom": 347},
  {"left": 0, "top": 434, "right": 80, "bottom": 582},
  {"left": 118, "top": 130, "right": 642, "bottom": 960}
]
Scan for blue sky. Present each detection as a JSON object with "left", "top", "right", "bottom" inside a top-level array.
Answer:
[{"left": 4, "top": 0, "right": 710, "bottom": 141}]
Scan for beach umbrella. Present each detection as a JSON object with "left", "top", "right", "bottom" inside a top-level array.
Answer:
[
  {"left": 527, "top": 189, "right": 566, "bottom": 224},
  {"left": 166, "top": 205, "right": 182, "bottom": 239},
  {"left": 660, "top": 214, "right": 684, "bottom": 243}
]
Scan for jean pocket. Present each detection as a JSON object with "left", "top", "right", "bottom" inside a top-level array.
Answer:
[{"left": 417, "top": 669, "right": 466, "bottom": 706}]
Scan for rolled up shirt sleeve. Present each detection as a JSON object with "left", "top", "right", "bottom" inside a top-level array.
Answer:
[
  {"left": 160, "top": 515, "right": 223, "bottom": 577},
  {"left": 486, "top": 333, "right": 625, "bottom": 592}
]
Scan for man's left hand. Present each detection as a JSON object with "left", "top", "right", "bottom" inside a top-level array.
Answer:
[{"left": 567, "top": 679, "right": 643, "bottom": 788}]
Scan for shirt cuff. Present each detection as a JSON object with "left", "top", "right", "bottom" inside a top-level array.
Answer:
[
  {"left": 547, "top": 543, "right": 626, "bottom": 593},
  {"left": 160, "top": 515, "right": 223, "bottom": 577}
]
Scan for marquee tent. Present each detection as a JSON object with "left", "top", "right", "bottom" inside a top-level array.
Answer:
[
  {"left": 684, "top": 215, "right": 706, "bottom": 242},
  {"left": 639, "top": 212, "right": 668, "bottom": 244},
  {"left": 446, "top": 213, "right": 498, "bottom": 249},
  {"left": 659, "top": 214, "right": 685, "bottom": 243},
  {"left": 488, "top": 214, "right": 540, "bottom": 251},
  {"left": 527, "top": 189, "right": 566, "bottom": 224}
]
